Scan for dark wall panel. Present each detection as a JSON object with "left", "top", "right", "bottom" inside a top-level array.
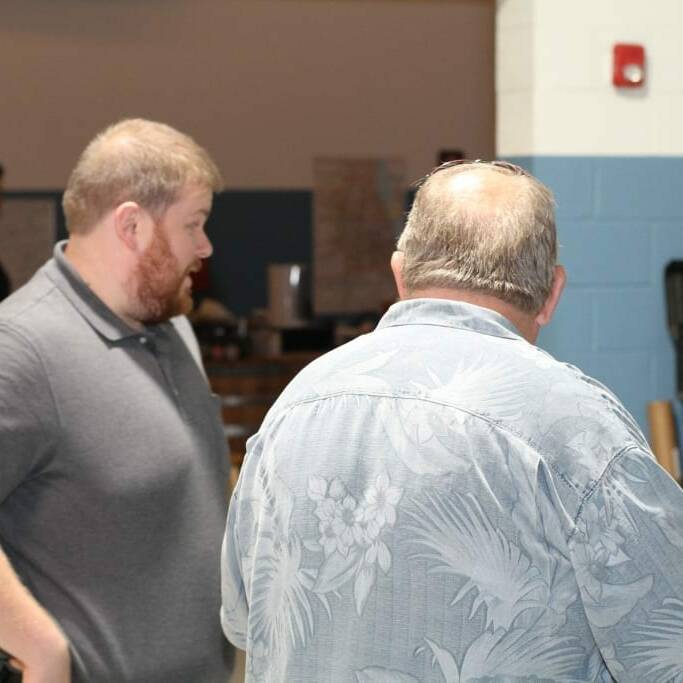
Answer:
[{"left": 205, "top": 191, "right": 312, "bottom": 316}]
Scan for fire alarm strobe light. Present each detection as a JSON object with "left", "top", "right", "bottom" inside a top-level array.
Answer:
[{"left": 613, "top": 43, "right": 645, "bottom": 88}]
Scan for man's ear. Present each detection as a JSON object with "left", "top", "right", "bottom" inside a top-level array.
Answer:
[
  {"left": 535, "top": 265, "right": 566, "bottom": 328},
  {"left": 390, "top": 251, "right": 407, "bottom": 300},
  {"left": 113, "top": 202, "right": 145, "bottom": 252}
]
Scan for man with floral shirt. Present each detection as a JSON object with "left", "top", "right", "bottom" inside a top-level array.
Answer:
[{"left": 221, "top": 160, "right": 683, "bottom": 681}]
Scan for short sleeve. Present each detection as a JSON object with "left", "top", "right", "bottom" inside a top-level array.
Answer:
[
  {"left": 220, "top": 477, "right": 248, "bottom": 650},
  {"left": 0, "top": 324, "right": 59, "bottom": 503},
  {"left": 568, "top": 446, "right": 683, "bottom": 681}
]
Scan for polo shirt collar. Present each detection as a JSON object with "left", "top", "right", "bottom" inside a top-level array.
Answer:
[
  {"left": 376, "top": 297, "right": 525, "bottom": 341},
  {"left": 44, "top": 241, "right": 170, "bottom": 343}
]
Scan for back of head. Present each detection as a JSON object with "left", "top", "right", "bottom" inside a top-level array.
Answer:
[
  {"left": 62, "top": 119, "right": 223, "bottom": 234},
  {"left": 397, "top": 161, "right": 556, "bottom": 313}
]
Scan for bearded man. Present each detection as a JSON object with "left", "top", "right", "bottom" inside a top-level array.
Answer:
[{"left": 0, "top": 119, "right": 233, "bottom": 683}]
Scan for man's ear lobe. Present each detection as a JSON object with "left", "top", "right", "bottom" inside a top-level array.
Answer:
[
  {"left": 113, "top": 202, "right": 143, "bottom": 251},
  {"left": 536, "top": 265, "right": 566, "bottom": 328},
  {"left": 390, "top": 251, "right": 407, "bottom": 300}
]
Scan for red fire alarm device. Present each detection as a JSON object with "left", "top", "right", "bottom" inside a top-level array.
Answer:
[{"left": 613, "top": 43, "right": 645, "bottom": 88}]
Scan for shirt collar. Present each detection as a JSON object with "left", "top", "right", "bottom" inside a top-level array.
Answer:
[
  {"left": 43, "top": 241, "right": 171, "bottom": 343},
  {"left": 376, "top": 298, "right": 525, "bottom": 341}
]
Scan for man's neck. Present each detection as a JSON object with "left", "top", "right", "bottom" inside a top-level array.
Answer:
[
  {"left": 403, "top": 287, "right": 539, "bottom": 343},
  {"left": 64, "top": 237, "right": 144, "bottom": 331}
]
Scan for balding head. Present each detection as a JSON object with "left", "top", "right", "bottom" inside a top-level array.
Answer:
[{"left": 396, "top": 161, "right": 557, "bottom": 313}]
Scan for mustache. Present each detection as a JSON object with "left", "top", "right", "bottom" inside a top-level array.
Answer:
[{"left": 186, "top": 261, "right": 203, "bottom": 276}]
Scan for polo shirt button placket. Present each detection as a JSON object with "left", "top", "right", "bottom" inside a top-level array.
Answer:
[{"left": 171, "top": 382, "right": 188, "bottom": 420}]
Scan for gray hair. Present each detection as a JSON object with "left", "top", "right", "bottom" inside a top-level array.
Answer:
[
  {"left": 396, "top": 161, "right": 557, "bottom": 312},
  {"left": 63, "top": 118, "right": 223, "bottom": 234}
]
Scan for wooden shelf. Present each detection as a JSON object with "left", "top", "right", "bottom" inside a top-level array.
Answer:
[{"left": 207, "top": 353, "right": 318, "bottom": 468}]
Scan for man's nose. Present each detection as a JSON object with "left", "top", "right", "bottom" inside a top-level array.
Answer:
[{"left": 197, "top": 229, "right": 213, "bottom": 259}]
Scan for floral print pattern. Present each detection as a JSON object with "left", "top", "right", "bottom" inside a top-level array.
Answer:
[
  {"left": 308, "top": 472, "right": 402, "bottom": 616},
  {"left": 221, "top": 299, "right": 683, "bottom": 682}
]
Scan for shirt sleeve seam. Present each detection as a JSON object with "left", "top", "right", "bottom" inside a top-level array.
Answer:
[{"left": 567, "top": 444, "right": 640, "bottom": 543}]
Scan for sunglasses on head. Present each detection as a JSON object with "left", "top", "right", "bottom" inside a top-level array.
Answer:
[{"left": 415, "top": 159, "right": 530, "bottom": 189}]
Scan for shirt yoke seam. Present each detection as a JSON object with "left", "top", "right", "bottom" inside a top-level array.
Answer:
[{"left": 272, "top": 389, "right": 587, "bottom": 495}]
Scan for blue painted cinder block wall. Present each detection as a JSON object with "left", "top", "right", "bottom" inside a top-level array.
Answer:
[{"left": 511, "top": 156, "right": 683, "bottom": 433}]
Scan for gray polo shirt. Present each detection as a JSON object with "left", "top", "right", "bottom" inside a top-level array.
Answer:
[{"left": 0, "top": 243, "right": 233, "bottom": 682}]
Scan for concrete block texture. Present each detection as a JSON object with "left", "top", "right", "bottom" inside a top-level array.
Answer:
[{"left": 508, "top": 155, "right": 683, "bottom": 433}]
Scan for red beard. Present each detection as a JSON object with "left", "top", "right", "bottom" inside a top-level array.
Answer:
[{"left": 132, "top": 228, "right": 200, "bottom": 325}]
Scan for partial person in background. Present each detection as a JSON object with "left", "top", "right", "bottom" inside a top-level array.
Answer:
[
  {"left": 221, "top": 160, "right": 683, "bottom": 681},
  {"left": 0, "top": 261, "right": 9, "bottom": 302},
  {"left": 0, "top": 163, "right": 11, "bottom": 301},
  {"left": 0, "top": 119, "right": 233, "bottom": 683}
]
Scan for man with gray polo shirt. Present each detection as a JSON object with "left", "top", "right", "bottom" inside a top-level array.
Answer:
[{"left": 0, "top": 120, "right": 233, "bottom": 682}]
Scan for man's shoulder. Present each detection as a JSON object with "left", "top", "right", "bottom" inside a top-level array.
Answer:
[
  {"left": 508, "top": 354, "right": 649, "bottom": 496},
  {"left": 0, "top": 266, "right": 75, "bottom": 345},
  {"left": 274, "top": 331, "right": 645, "bottom": 493},
  {"left": 266, "top": 333, "right": 393, "bottom": 408}
]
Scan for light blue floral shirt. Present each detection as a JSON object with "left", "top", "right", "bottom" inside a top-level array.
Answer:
[{"left": 221, "top": 299, "right": 683, "bottom": 682}]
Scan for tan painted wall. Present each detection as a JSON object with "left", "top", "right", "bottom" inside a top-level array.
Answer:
[{"left": 1, "top": 0, "right": 494, "bottom": 189}]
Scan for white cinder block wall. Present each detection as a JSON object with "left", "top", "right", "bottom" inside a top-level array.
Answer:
[{"left": 498, "top": 0, "right": 683, "bottom": 156}]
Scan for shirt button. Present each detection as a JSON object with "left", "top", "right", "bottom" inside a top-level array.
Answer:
[{"left": 139, "top": 337, "right": 147, "bottom": 344}]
